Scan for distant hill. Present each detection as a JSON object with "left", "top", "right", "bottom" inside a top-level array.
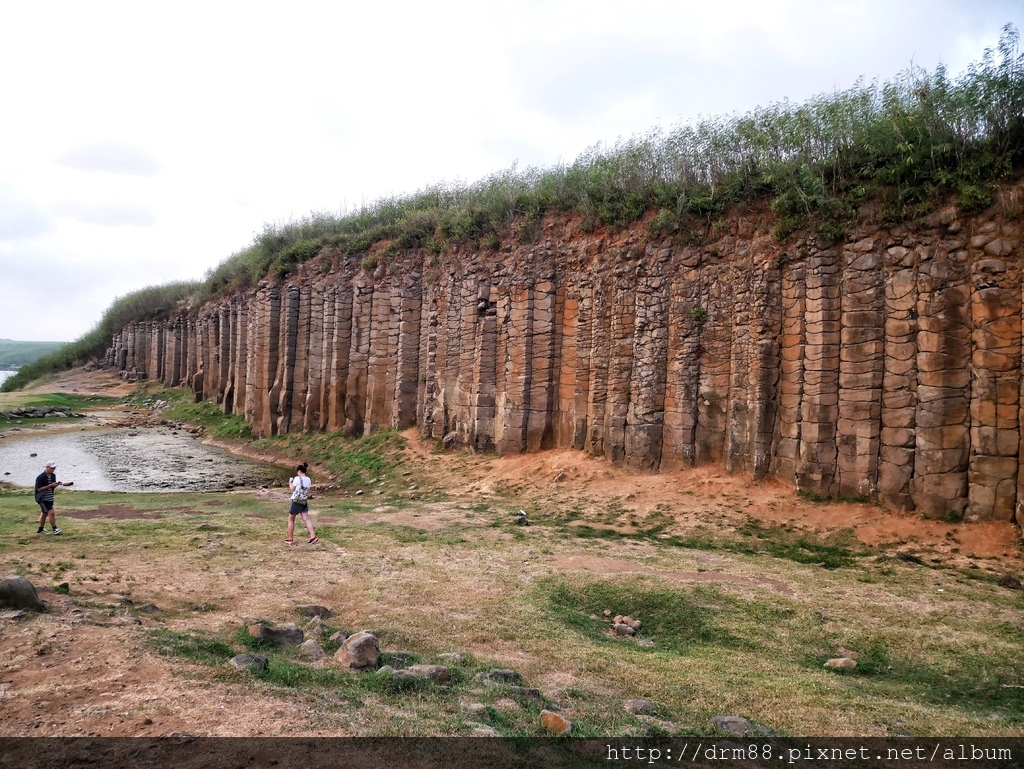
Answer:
[{"left": 0, "top": 339, "right": 67, "bottom": 368}]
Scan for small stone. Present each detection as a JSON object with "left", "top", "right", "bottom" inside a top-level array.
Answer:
[
  {"left": 408, "top": 664, "right": 451, "bottom": 682},
  {"left": 540, "top": 709, "right": 572, "bottom": 735},
  {"left": 507, "top": 686, "right": 544, "bottom": 702},
  {"left": 296, "top": 604, "right": 332, "bottom": 618},
  {"left": 711, "top": 715, "right": 754, "bottom": 735},
  {"left": 613, "top": 623, "right": 636, "bottom": 636},
  {"left": 460, "top": 702, "right": 489, "bottom": 718},
  {"left": 230, "top": 654, "right": 268, "bottom": 671},
  {"left": 438, "top": 652, "right": 469, "bottom": 664},
  {"left": 824, "top": 657, "right": 858, "bottom": 669},
  {"left": 299, "top": 640, "right": 327, "bottom": 660},
  {"left": 328, "top": 630, "right": 348, "bottom": 644},
  {"left": 478, "top": 669, "right": 522, "bottom": 685},
  {"left": 624, "top": 699, "right": 660, "bottom": 715},
  {"left": 999, "top": 574, "right": 1022, "bottom": 590},
  {"left": 468, "top": 723, "right": 502, "bottom": 737}
]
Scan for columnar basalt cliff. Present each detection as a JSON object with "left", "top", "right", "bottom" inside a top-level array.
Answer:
[{"left": 109, "top": 206, "right": 1023, "bottom": 527}]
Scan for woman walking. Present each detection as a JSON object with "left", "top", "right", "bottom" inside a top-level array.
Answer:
[{"left": 286, "top": 463, "right": 318, "bottom": 544}]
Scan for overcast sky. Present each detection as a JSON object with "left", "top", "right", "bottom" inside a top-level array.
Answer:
[{"left": 0, "top": 1, "right": 1019, "bottom": 342}]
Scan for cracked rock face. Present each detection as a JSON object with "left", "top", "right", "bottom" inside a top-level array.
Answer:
[{"left": 108, "top": 210, "right": 1023, "bottom": 526}]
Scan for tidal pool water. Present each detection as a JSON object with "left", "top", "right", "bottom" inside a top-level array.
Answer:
[{"left": 0, "top": 426, "right": 289, "bottom": 492}]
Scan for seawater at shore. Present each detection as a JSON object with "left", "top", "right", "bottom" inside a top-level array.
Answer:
[{"left": 0, "top": 426, "right": 289, "bottom": 492}]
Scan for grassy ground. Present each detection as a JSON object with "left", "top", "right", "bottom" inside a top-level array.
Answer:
[{"left": 1, "top": 437, "right": 1021, "bottom": 736}]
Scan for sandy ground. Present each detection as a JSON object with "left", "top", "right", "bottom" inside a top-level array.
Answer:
[{"left": 0, "top": 368, "right": 1021, "bottom": 737}]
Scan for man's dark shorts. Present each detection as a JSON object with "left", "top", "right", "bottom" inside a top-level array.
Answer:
[{"left": 38, "top": 500, "right": 54, "bottom": 514}]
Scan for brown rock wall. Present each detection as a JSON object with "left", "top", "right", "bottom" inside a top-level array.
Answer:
[{"left": 107, "top": 211, "right": 1024, "bottom": 524}]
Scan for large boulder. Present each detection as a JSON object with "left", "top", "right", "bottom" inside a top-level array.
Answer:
[
  {"left": 0, "top": 576, "right": 45, "bottom": 612},
  {"left": 334, "top": 630, "right": 379, "bottom": 670}
]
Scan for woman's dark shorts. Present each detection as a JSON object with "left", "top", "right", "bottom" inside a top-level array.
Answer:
[
  {"left": 38, "top": 500, "right": 54, "bottom": 513},
  {"left": 289, "top": 502, "right": 309, "bottom": 515}
]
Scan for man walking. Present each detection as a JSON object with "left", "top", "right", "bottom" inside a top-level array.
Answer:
[{"left": 35, "top": 461, "right": 63, "bottom": 535}]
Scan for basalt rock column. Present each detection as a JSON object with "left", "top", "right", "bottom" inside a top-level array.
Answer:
[
  {"left": 344, "top": 276, "right": 373, "bottom": 437},
  {"left": 326, "top": 283, "right": 354, "bottom": 433},
  {"left": 835, "top": 240, "right": 885, "bottom": 498},
  {"left": 878, "top": 245, "right": 920, "bottom": 508},
  {"left": 696, "top": 260, "right": 734, "bottom": 465},
  {"left": 746, "top": 248, "right": 783, "bottom": 480},
  {"left": 625, "top": 250, "right": 669, "bottom": 471},
  {"left": 911, "top": 247, "right": 971, "bottom": 518},
  {"left": 968, "top": 232, "right": 1020, "bottom": 520},
  {"left": 797, "top": 248, "right": 841, "bottom": 496},
  {"left": 604, "top": 273, "right": 636, "bottom": 464},
  {"left": 660, "top": 249, "right": 706, "bottom": 471},
  {"left": 467, "top": 276, "right": 496, "bottom": 450}
]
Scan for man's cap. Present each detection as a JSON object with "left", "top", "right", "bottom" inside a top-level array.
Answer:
[{"left": 45, "top": 461, "right": 57, "bottom": 468}]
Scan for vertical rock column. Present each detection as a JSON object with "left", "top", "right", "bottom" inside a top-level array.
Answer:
[
  {"left": 326, "top": 283, "right": 354, "bottom": 433},
  {"left": 584, "top": 272, "right": 611, "bottom": 457},
  {"left": 366, "top": 281, "right": 397, "bottom": 432},
  {"left": 454, "top": 274, "right": 481, "bottom": 444},
  {"left": 835, "top": 241, "right": 885, "bottom": 498},
  {"left": 568, "top": 278, "right": 594, "bottom": 451},
  {"left": 303, "top": 286, "right": 325, "bottom": 432},
  {"left": 625, "top": 256, "right": 668, "bottom": 470},
  {"left": 467, "top": 278, "right": 497, "bottom": 450},
  {"left": 391, "top": 272, "right": 422, "bottom": 431},
  {"left": 604, "top": 273, "right": 636, "bottom": 464},
  {"left": 725, "top": 250, "right": 753, "bottom": 474},
  {"left": 797, "top": 249, "right": 841, "bottom": 496},
  {"left": 660, "top": 250, "right": 703, "bottom": 470},
  {"left": 287, "top": 286, "right": 311, "bottom": 431},
  {"left": 419, "top": 286, "right": 441, "bottom": 438},
  {"left": 527, "top": 280, "right": 557, "bottom": 451},
  {"left": 231, "top": 298, "right": 248, "bottom": 416},
  {"left": 747, "top": 249, "right": 783, "bottom": 480},
  {"left": 496, "top": 283, "right": 532, "bottom": 454},
  {"left": 878, "top": 246, "right": 920, "bottom": 508},
  {"left": 911, "top": 248, "right": 971, "bottom": 518},
  {"left": 968, "top": 253, "right": 1020, "bottom": 520},
  {"left": 255, "top": 285, "right": 282, "bottom": 438},
  {"left": 344, "top": 277, "right": 372, "bottom": 437},
  {"left": 695, "top": 262, "right": 733, "bottom": 465}
]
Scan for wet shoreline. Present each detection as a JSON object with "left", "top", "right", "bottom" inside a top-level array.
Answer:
[{"left": 0, "top": 425, "right": 289, "bottom": 492}]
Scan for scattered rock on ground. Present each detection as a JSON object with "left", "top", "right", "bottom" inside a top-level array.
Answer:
[
  {"left": 479, "top": 669, "right": 522, "bottom": 685},
  {"left": 334, "top": 630, "right": 379, "bottom": 670},
  {"left": 896, "top": 551, "right": 925, "bottom": 565},
  {"left": 540, "top": 709, "right": 572, "bottom": 735},
  {"left": 467, "top": 723, "right": 502, "bottom": 737},
  {"left": 825, "top": 657, "right": 858, "bottom": 670},
  {"left": 230, "top": 654, "right": 269, "bottom": 672},
  {"left": 461, "top": 702, "right": 489, "bottom": 719},
  {"left": 296, "top": 604, "right": 332, "bottom": 618},
  {"left": 0, "top": 576, "right": 45, "bottom": 612},
  {"left": 711, "top": 715, "right": 754, "bottom": 735},
  {"left": 408, "top": 664, "right": 451, "bottom": 682},
  {"left": 439, "top": 652, "right": 469, "bottom": 664},
  {"left": 248, "top": 622, "right": 304, "bottom": 647},
  {"left": 624, "top": 699, "right": 660, "bottom": 715},
  {"left": 299, "top": 640, "right": 327, "bottom": 660},
  {"left": 613, "top": 623, "right": 636, "bottom": 636},
  {"left": 999, "top": 574, "right": 1022, "bottom": 590}
]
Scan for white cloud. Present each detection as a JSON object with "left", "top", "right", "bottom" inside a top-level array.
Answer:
[{"left": 56, "top": 140, "right": 161, "bottom": 176}]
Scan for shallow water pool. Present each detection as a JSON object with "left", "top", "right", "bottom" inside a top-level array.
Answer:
[{"left": 0, "top": 426, "right": 289, "bottom": 492}]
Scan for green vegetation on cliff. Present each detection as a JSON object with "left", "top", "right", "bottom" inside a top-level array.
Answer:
[{"left": 4, "top": 25, "right": 1021, "bottom": 391}]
